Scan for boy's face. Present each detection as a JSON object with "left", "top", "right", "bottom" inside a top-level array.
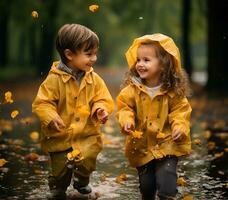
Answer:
[{"left": 65, "top": 47, "right": 98, "bottom": 71}]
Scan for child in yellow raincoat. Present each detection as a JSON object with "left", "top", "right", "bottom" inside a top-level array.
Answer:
[
  {"left": 116, "top": 33, "right": 192, "bottom": 200},
  {"left": 32, "top": 24, "right": 114, "bottom": 199}
]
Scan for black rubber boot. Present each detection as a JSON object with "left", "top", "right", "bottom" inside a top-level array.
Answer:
[{"left": 73, "top": 183, "right": 92, "bottom": 194}]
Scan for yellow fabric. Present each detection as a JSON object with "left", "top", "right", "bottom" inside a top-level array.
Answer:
[
  {"left": 116, "top": 82, "right": 192, "bottom": 167},
  {"left": 125, "top": 33, "right": 181, "bottom": 73},
  {"left": 32, "top": 61, "right": 114, "bottom": 173}
]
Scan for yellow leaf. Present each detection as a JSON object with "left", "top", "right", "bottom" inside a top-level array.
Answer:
[
  {"left": 203, "top": 130, "right": 211, "bottom": 139},
  {"left": 30, "top": 131, "right": 39, "bottom": 141},
  {"left": 25, "top": 152, "right": 39, "bottom": 161},
  {"left": 132, "top": 130, "right": 143, "bottom": 139},
  {"left": 89, "top": 4, "right": 99, "bottom": 12},
  {"left": 182, "top": 195, "right": 193, "bottom": 200},
  {"left": 104, "top": 125, "right": 114, "bottom": 134},
  {"left": 177, "top": 177, "right": 187, "bottom": 186},
  {"left": 67, "top": 148, "right": 82, "bottom": 161},
  {"left": 0, "top": 158, "right": 8, "bottom": 167},
  {"left": 4, "top": 91, "right": 13, "bottom": 104},
  {"left": 156, "top": 132, "right": 166, "bottom": 139},
  {"left": 31, "top": 10, "right": 39, "bottom": 18},
  {"left": 193, "top": 139, "right": 202, "bottom": 145},
  {"left": 11, "top": 110, "right": 19, "bottom": 119},
  {"left": 70, "top": 123, "right": 77, "bottom": 129},
  {"left": 115, "top": 173, "right": 127, "bottom": 184}
]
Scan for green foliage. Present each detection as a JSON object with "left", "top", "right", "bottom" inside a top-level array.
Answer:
[{"left": 0, "top": 0, "right": 207, "bottom": 76}]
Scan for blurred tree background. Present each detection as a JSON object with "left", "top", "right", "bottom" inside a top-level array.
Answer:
[{"left": 0, "top": 0, "right": 227, "bottom": 93}]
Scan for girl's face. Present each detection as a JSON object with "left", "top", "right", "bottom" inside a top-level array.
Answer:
[
  {"left": 65, "top": 47, "right": 98, "bottom": 71},
  {"left": 135, "top": 44, "right": 162, "bottom": 87}
]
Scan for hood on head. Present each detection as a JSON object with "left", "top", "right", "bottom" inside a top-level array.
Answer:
[{"left": 125, "top": 33, "right": 181, "bottom": 73}]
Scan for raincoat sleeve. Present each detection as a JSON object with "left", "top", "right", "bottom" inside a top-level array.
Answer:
[
  {"left": 32, "top": 74, "right": 60, "bottom": 127},
  {"left": 168, "top": 96, "right": 192, "bottom": 137},
  {"left": 116, "top": 86, "right": 136, "bottom": 130},
  {"left": 91, "top": 75, "right": 114, "bottom": 119}
]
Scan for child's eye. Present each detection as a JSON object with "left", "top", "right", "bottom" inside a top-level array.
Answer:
[{"left": 144, "top": 58, "right": 150, "bottom": 62}]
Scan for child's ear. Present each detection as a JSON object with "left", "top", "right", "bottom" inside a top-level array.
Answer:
[{"left": 64, "top": 49, "right": 73, "bottom": 61}]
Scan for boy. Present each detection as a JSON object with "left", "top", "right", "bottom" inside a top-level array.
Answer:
[{"left": 32, "top": 24, "right": 114, "bottom": 199}]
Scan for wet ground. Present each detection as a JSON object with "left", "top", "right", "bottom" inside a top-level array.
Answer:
[{"left": 0, "top": 68, "right": 227, "bottom": 200}]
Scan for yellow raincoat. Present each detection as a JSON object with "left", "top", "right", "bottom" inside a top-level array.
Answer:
[
  {"left": 116, "top": 34, "right": 192, "bottom": 167},
  {"left": 32, "top": 61, "right": 114, "bottom": 173}
]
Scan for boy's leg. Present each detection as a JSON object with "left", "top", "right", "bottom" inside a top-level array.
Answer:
[
  {"left": 48, "top": 149, "right": 73, "bottom": 198},
  {"left": 155, "top": 156, "right": 178, "bottom": 200},
  {"left": 137, "top": 160, "right": 157, "bottom": 200},
  {"left": 73, "top": 173, "right": 92, "bottom": 194}
]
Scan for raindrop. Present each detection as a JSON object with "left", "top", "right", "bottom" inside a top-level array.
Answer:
[{"left": 138, "top": 17, "right": 143, "bottom": 20}]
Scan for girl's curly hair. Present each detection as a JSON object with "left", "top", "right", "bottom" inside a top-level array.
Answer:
[{"left": 122, "top": 41, "right": 192, "bottom": 97}]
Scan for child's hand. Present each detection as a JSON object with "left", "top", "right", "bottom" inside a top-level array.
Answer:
[
  {"left": 123, "top": 123, "right": 134, "bottom": 135},
  {"left": 96, "top": 108, "right": 108, "bottom": 124},
  {"left": 172, "top": 129, "right": 185, "bottom": 141},
  {"left": 48, "top": 117, "right": 66, "bottom": 132}
]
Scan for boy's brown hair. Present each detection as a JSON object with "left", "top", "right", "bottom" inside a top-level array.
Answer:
[{"left": 56, "top": 24, "right": 99, "bottom": 63}]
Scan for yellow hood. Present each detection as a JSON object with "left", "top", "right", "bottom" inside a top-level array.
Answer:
[{"left": 125, "top": 33, "right": 181, "bottom": 73}]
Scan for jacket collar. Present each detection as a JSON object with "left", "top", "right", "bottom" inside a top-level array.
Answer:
[
  {"left": 50, "top": 61, "right": 93, "bottom": 84},
  {"left": 131, "top": 76, "right": 175, "bottom": 98}
]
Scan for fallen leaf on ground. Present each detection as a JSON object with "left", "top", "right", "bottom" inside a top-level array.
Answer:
[
  {"left": 193, "top": 138, "right": 202, "bottom": 145},
  {"left": 177, "top": 177, "right": 187, "bottom": 186},
  {"left": 25, "top": 152, "right": 39, "bottom": 161},
  {"left": 115, "top": 173, "right": 127, "bottom": 184},
  {"left": 0, "top": 159, "right": 8, "bottom": 167}
]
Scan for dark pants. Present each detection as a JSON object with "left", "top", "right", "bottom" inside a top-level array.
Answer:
[
  {"left": 48, "top": 148, "right": 90, "bottom": 193},
  {"left": 137, "top": 156, "right": 178, "bottom": 200}
]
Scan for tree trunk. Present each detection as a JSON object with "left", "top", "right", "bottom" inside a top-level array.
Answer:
[
  {"left": 182, "top": 0, "right": 192, "bottom": 77},
  {"left": 206, "top": 0, "right": 228, "bottom": 93},
  {"left": 37, "top": 0, "right": 60, "bottom": 75}
]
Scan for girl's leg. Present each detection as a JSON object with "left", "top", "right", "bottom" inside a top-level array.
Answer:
[
  {"left": 155, "top": 156, "right": 178, "bottom": 200},
  {"left": 137, "top": 160, "right": 157, "bottom": 200}
]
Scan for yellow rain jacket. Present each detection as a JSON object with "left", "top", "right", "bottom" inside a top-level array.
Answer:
[
  {"left": 116, "top": 34, "right": 192, "bottom": 167},
  {"left": 32, "top": 61, "right": 114, "bottom": 173}
]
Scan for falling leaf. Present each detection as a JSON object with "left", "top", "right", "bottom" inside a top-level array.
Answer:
[
  {"left": 156, "top": 132, "right": 166, "bottom": 139},
  {"left": 0, "top": 159, "right": 8, "bottom": 167},
  {"left": 182, "top": 195, "right": 193, "bottom": 200},
  {"left": 4, "top": 91, "right": 13, "bottom": 104},
  {"left": 177, "top": 177, "right": 187, "bottom": 186},
  {"left": 132, "top": 130, "right": 143, "bottom": 139},
  {"left": 70, "top": 123, "right": 77, "bottom": 129},
  {"left": 25, "top": 152, "right": 39, "bottom": 161},
  {"left": 89, "top": 4, "right": 99, "bottom": 12},
  {"left": 115, "top": 173, "right": 127, "bottom": 184},
  {"left": 193, "top": 138, "right": 202, "bottom": 145},
  {"left": 31, "top": 10, "right": 39, "bottom": 18},
  {"left": 104, "top": 125, "right": 114, "bottom": 134},
  {"left": 30, "top": 131, "right": 39, "bottom": 141},
  {"left": 11, "top": 110, "right": 19, "bottom": 119}
]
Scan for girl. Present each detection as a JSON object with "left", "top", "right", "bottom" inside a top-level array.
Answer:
[{"left": 116, "top": 33, "right": 192, "bottom": 200}]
